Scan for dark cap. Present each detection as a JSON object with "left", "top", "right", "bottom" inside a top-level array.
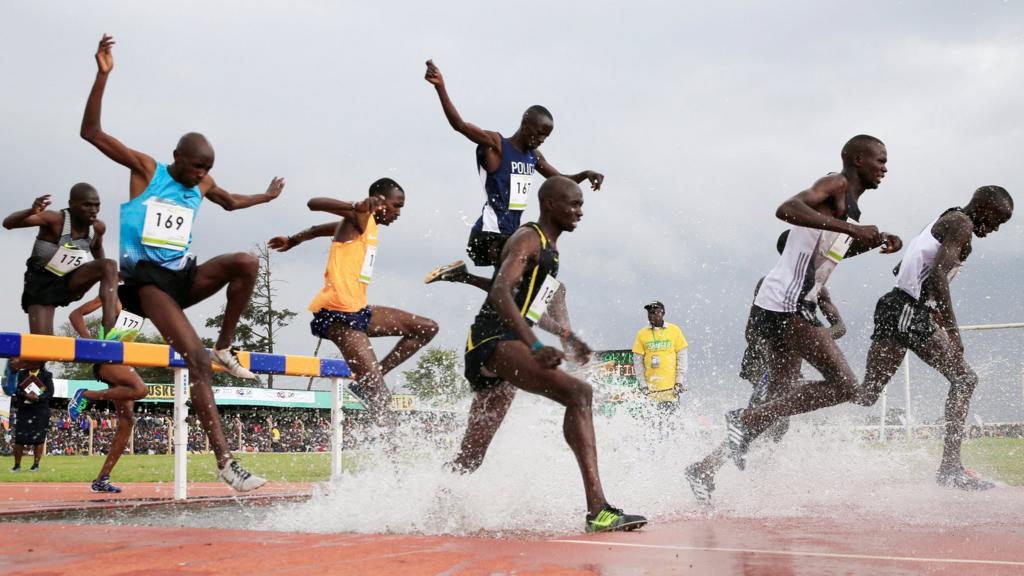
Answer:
[{"left": 643, "top": 301, "right": 665, "bottom": 311}]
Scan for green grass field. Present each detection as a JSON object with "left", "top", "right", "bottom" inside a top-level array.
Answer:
[
  {"left": 0, "top": 452, "right": 355, "bottom": 483},
  {"left": 2, "top": 438, "right": 1021, "bottom": 485}
]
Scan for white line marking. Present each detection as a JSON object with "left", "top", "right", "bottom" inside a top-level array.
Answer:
[{"left": 547, "top": 539, "right": 1024, "bottom": 567}]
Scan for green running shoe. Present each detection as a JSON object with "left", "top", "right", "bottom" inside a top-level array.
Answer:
[
  {"left": 585, "top": 505, "right": 647, "bottom": 533},
  {"left": 69, "top": 388, "right": 89, "bottom": 420}
]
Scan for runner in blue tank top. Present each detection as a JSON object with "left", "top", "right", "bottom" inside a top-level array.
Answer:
[
  {"left": 80, "top": 34, "right": 285, "bottom": 492},
  {"left": 421, "top": 59, "right": 605, "bottom": 290}
]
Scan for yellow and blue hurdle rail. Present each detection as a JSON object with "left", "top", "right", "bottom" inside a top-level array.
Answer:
[{"left": 0, "top": 332, "right": 351, "bottom": 378}]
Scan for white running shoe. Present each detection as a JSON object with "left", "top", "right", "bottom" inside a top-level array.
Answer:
[
  {"left": 211, "top": 348, "right": 256, "bottom": 380},
  {"left": 218, "top": 459, "right": 267, "bottom": 493}
]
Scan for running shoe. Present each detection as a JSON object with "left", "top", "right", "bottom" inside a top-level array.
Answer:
[
  {"left": 211, "top": 348, "right": 256, "bottom": 380},
  {"left": 685, "top": 463, "right": 715, "bottom": 507},
  {"left": 29, "top": 463, "right": 39, "bottom": 472},
  {"left": 423, "top": 260, "right": 468, "bottom": 284},
  {"left": 585, "top": 505, "right": 647, "bottom": 533},
  {"left": 69, "top": 388, "right": 89, "bottom": 420},
  {"left": 92, "top": 475, "right": 122, "bottom": 493},
  {"left": 218, "top": 459, "right": 267, "bottom": 493},
  {"left": 936, "top": 467, "right": 996, "bottom": 491},
  {"left": 347, "top": 380, "right": 373, "bottom": 407},
  {"left": 10, "top": 466, "right": 19, "bottom": 473},
  {"left": 725, "top": 409, "right": 751, "bottom": 471}
]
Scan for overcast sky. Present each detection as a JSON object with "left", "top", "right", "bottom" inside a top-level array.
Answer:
[{"left": 2, "top": 1, "right": 1022, "bottom": 422}]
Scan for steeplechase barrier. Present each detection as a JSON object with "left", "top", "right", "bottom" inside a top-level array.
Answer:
[
  {"left": 0, "top": 332, "right": 351, "bottom": 499},
  {"left": 877, "top": 322, "right": 1024, "bottom": 441}
]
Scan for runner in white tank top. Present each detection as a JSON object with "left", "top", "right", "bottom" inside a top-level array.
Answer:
[
  {"left": 855, "top": 187, "right": 1014, "bottom": 491},
  {"left": 716, "top": 135, "right": 903, "bottom": 477}
]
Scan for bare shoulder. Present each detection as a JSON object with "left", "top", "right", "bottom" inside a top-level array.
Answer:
[{"left": 934, "top": 210, "right": 972, "bottom": 242}]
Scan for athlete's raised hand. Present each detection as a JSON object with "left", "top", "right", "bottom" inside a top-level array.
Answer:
[
  {"left": 424, "top": 59, "right": 444, "bottom": 88},
  {"left": 267, "top": 236, "right": 293, "bottom": 252},
  {"left": 582, "top": 171, "right": 604, "bottom": 191},
  {"left": 95, "top": 34, "right": 115, "bottom": 74},
  {"left": 264, "top": 177, "right": 286, "bottom": 201},
  {"left": 31, "top": 195, "right": 52, "bottom": 214},
  {"left": 879, "top": 232, "right": 903, "bottom": 254},
  {"left": 565, "top": 332, "right": 592, "bottom": 365},
  {"left": 532, "top": 345, "right": 564, "bottom": 370},
  {"left": 355, "top": 195, "right": 385, "bottom": 214}
]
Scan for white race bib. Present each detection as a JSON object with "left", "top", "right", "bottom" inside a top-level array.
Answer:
[
  {"left": 509, "top": 174, "right": 532, "bottom": 211},
  {"left": 142, "top": 200, "right": 194, "bottom": 251},
  {"left": 109, "top": 310, "right": 146, "bottom": 342},
  {"left": 525, "top": 275, "right": 561, "bottom": 322},
  {"left": 44, "top": 243, "right": 93, "bottom": 276},
  {"left": 358, "top": 245, "right": 377, "bottom": 284}
]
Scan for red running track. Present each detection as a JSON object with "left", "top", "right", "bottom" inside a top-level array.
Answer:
[{"left": 1, "top": 482, "right": 1022, "bottom": 575}]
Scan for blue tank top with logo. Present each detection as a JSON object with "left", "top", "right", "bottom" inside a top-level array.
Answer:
[
  {"left": 120, "top": 163, "right": 202, "bottom": 276},
  {"left": 473, "top": 137, "right": 537, "bottom": 235}
]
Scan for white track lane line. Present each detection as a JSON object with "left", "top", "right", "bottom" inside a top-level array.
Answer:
[{"left": 547, "top": 539, "right": 1024, "bottom": 568}]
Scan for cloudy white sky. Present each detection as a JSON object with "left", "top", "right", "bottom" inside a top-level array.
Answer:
[{"left": 2, "top": 1, "right": 1022, "bottom": 422}]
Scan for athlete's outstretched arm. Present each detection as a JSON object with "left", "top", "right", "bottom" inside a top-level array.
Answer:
[
  {"left": 268, "top": 221, "right": 340, "bottom": 252},
  {"left": 3, "top": 195, "right": 56, "bottom": 230},
  {"left": 307, "top": 197, "right": 381, "bottom": 236},
  {"left": 204, "top": 176, "right": 285, "bottom": 211},
  {"left": 777, "top": 175, "right": 882, "bottom": 247},
  {"left": 537, "top": 285, "right": 591, "bottom": 364},
  {"left": 424, "top": 60, "right": 502, "bottom": 150},
  {"left": 535, "top": 151, "right": 604, "bottom": 191},
  {"left": 817, "top": 287, "right": 846, "bottom": 340},
  {"left": 80, "top": 34, "right": 156, "bottom": 191}
]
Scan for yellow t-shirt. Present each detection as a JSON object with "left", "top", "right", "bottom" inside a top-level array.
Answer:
[
  {"left": 631, "top": 322, "right": 688, "bottom": 400},
  {"left": 308, "top": 216, "right": 378, "bottom": 313}
]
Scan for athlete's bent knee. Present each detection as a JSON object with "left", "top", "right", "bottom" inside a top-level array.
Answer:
[
  {"left": 416, "top": 318, "right": 439, "bottom": 341},
  {"left": 955, "top": 368, "right": 978, "bottom": 394},
  {"left": 233, "top": 252, "right": 259, "bottom": 276}
]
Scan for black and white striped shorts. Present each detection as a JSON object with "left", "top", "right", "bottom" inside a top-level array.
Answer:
[{"left": 870, "top": 288, "right": 938, "bottom": 351}]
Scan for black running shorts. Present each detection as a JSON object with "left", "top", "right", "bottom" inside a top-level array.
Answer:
[
  {"left": 870, "top": 288, "right": 938, "bottom": 352},
  {"left": 118, "top": 259, "right": 198, "bottom": 316}
]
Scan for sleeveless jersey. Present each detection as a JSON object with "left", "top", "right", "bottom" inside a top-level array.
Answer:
[
  {"left": 120, "top": 163, "right": 202, "bottom": 275},
  {"left": 308, "top": 215, "right": 379, "bottom": 313},
  {"left": 473, "top": 137, "right": 537, "bottom": 235},
  {"left": 755, "top": 189, "right": 861, "bottom": 313},
  {"left": 895, "top": 207, "right": 967, "bottom": 302},
  {"left": 27, "top": 209, "right": 93, "bottom": 271},
  {"left": 467, "top": 223, "right": 559, "bottom": 352}
]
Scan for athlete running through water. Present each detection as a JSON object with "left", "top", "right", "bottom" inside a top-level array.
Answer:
[
  {"left": 853, "top": 186, "right": 1013, "bottom": 490},
  {"left": 81, "top": 34, "right": 285, "bottom": 491},
  {"left": 268, "top": 179, "right": 439, "bottom": 428},
  {"left": 452, "top": 176, "right": 646, "bottom": 533},
  {"left": 421, "top": 59, "right": 604, "bottom": 290},
  {"left": 721, "top": 135, "right": 902, "bottom": 471}
]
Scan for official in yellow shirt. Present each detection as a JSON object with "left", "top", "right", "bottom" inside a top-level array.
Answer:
[{"left": 631, "top": 301, "right": 688, "bottom": 408}]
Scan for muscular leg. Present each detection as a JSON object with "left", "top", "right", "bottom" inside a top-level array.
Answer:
[
  {"left": 97, "top": 399, "right": 135, "bottom": 480},
  {"left": 139, "top": 286, "right": 232, "bottom": 468},
  {"left": 366, "top": 307, "right": 439, "bottom": 376},
  {"left": 66, "top": 258, "right": 119, "bottom": 332},
  {"left": 26, "top": 305, "right": 56, "bottom": 336},
  {"left": 450, "top": 383, "right": 516, "bottom": 473},
  {"left": 86, "top": 365, "right": 148, "bottom": 403},
  {"left": 187, "top": 253, "right": 259, "bottom": 350},
  {"left": 13, "top": 444, "right": 24, "bottom": 468},
  {"left": 326, "top": 325, "right": 392, "bottom": 427},
  {"left": 449, "top": 273, "right": 492, "bottom": 292},
  {"left": 32, "top": 443, "right": 43, "bottom": 466},
  {"left": 741, "top": 321, "right": 858, "bottom": 434},
  {"left": 855, "top": 339, "right": 907, "bottom": 406},
  {"left": 487, "top": 341, "right": 607, "bottom": 516},
  {"left": 912, "top": 330, "right": 978, "bottom": 472}
]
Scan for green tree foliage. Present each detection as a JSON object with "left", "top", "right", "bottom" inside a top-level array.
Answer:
[
  {"left": 204, "top": 243, "right": 296, "bottom": 388},
  {"left": 402, "top": 347, "right": 470, "bottom": 404}
]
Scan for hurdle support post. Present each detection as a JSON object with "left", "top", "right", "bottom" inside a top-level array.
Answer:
[
  {"left": 173, "top": 367, "right": 188, "bottom": 501},
  {"left": 330, "top": 377, "right": 344, "bottom": 480},
  {"left": 903, "top": 351, "right": 912, "bottom": 438},
  {"left": 878, "top": 385, "right": 888, "bottom": 442}
]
